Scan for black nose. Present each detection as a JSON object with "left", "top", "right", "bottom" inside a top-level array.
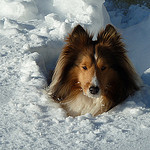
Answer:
[{"left": 89, "top": 86, "right": 99, "bottom": 95}]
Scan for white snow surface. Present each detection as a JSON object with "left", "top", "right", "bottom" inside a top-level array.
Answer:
[{"left": 0, "top": 0, "right": 150, "bottom": 149}]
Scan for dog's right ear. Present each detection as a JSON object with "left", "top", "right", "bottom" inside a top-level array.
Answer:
[
  {"left": 66, "top": 25, "right": 92, "bottom": 45},
  {"left": 71, "top": 25, "right": 87, "bottom": 37}
]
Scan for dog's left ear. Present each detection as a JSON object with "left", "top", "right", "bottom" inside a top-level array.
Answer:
[
  {"left": 97, "top": 24, "right": 117, "bottom": 41},
  {"left": 103, "top": 24, "right": 117, "bottom": 35},
  {"left": 96, "top": 24, "right": 124, "bottom": 48},
  {"left": 66, "top": 25, "right": 92, "bottom": 45}
]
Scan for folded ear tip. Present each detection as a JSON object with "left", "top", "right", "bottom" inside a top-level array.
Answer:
[
  {"left": 106, "top": 24, "right": 114, "bottom": 27},
  {"left": 105, "top": 24, "right": 116, "bottom": 31},
  {"left": 72, "top": 24, "right": 85, "bottom": 34},
  {"left": 74, "top": 24, "right": 83, "bottom": 29},
  {"left": 96, "top": 24, "right": 121, "bottom": 44}
]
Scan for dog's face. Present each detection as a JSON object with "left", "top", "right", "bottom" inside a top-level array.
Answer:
[
  {"left": 77, "top": 54, "right": 100, "bottom": 98},
  {"left": 76, "top": 44, "right": 123, "bottom": 100},
  {"left": 49, "top": 24, "right": 141, "bottom": 117},
  {"left": 50, "top": 24, "right": 140, "bottom": 103}
]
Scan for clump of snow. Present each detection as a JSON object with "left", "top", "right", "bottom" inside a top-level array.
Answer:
[
  {"left": 0, "top": 0, "right": 39, "bottom": 21},
  {"left": 105, "top": 0, "right": 150, "bottom": 29},
  {"left": 142, "top": 68, "right": 150, "bottom": 86},
  {"left": 0, "top": 0, "right": 150, "bottom": 149},
  {"left": 0, "top": 0, "right": 110, "bottom": 38}
]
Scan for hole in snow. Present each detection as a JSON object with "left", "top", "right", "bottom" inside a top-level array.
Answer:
[{"left": 29, "top": 40, "right": 64, "bottom": 85}]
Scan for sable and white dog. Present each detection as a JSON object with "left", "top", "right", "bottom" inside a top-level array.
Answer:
[{"left": 48, "top": 24, "right": 142, "bottom": 117}]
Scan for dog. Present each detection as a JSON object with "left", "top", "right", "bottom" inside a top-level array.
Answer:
[{"left": 48, "top": 24, "right": 142, "bottom": 117}]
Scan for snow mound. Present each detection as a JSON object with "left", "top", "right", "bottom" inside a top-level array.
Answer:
[
  {"left": 123, "top": 15, "right": 150, "bottom": 75},
  {"left": 0, "top": 0, "right": 110, "bottom": 37},
  {"left": 142, "top": 68, "right": 150, "bottom": 86},
  {"left": 105, "top": 1, "right": 150, "bottom": 29},
  {"left": 0, "top": 0, "right": 39, "bottom": 21}
]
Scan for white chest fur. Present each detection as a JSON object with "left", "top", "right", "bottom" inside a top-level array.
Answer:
[{"left": 62, "top": 93, "right": 105, "bottom": 117}]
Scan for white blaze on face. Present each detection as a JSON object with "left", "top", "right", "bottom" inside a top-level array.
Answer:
[
  {"left": 94, "top": 53, "right": 98, "bottom": 60},
  {"left": 85, "top": 72, "right": 100, "bottom": 98},
  {"left": 91, "top": 73, "right": 99, "bottom": 87}
]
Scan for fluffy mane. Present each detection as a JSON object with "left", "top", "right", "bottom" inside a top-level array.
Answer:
[
  {"left": 95, "top": 24, "right": 142, "bottom": 102},
  {"left": 49, "top": 25, "right": 94, "bottom": 101}
]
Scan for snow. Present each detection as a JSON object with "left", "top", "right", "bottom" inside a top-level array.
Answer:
[
  {"left": 0, "top": 0, "right": 150, "bottom": 149},
  {"left": 105, "top": 1, "right": 150, "bottom": 29},
  {"left": 123, "top": 15, "right": 150, "bottom": 76}
]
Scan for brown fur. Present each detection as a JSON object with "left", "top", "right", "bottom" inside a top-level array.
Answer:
[{"left": 48, "top": 24, "right": 142, "bottom": 117}]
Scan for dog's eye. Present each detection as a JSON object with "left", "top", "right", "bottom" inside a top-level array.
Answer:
[
  {"left": 101, "top": 66, "right": 106, "bottom": 71},
  {"left": 82, "top": 66, "right": 87, "bottom": 70}
]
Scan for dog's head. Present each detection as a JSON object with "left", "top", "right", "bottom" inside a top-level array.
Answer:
[{"left": 50, "top": 24, "right": 142, "bottom": 104}]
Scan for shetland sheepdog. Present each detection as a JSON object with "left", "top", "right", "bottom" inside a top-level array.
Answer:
[{"left": 48, "top": 24, "right": 142, "bottom": 117}]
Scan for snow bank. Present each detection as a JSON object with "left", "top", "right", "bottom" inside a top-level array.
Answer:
[
  {"left": 0, "top": 0, "right": 150, "bottom": 149},
  {"left": 123, "top": 15, "right": 150, "bottom": 76},
  {"left": 0, "top": 0, "right": 110, "bottom": 37},
  {"left": 0, "top": 0, "right": 39, "bottom": 21},
  {"left": 0, "top": 0, "right": 110, "bottom": 72},
  {"left": 105, "top": 1, "right": 150, "bottom": 29}
]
